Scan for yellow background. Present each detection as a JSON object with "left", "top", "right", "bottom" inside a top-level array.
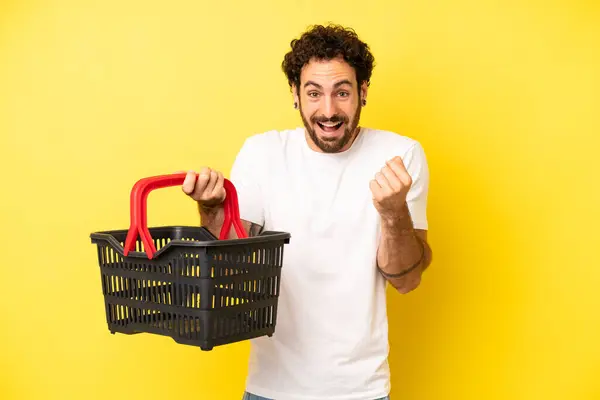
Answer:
[{"left": 1, "top": 0, "right": 599, "bottom": 399}]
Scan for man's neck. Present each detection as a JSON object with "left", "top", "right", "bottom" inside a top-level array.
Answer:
[{"left": 304, "top": 126, "right": 362, "bottom": 153}]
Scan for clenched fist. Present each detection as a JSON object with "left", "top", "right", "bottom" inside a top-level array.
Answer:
[
  {"left": 182, "top": 167, "right": 226, "bottom": 208},
  {"left": 369, "top": 156, "right": 412, "bottom": 222}
]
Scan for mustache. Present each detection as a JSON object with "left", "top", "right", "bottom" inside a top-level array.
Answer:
[{"left": 311, "top": 114, "right": 348, "bottom": 124}]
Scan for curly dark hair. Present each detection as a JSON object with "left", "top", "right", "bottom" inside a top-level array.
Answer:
[{"left": 281, "top": 24, "right": 375, "bottom": 92}]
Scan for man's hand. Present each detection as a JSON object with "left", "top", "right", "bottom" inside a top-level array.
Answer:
[
  {"left": 182, "top": 168, "right": 226, "bottom": 208},
  {"left": 369, "top": 156, "right": 412, "bottom": 223}
]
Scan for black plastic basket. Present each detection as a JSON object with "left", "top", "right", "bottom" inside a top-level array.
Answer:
[{"left": 90, "top": 173, "right": 290, "bottom": 350}]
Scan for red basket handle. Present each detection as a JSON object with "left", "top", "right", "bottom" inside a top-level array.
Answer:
[{"left": 122, "top": 173, "right": 247, "bottom": 259}]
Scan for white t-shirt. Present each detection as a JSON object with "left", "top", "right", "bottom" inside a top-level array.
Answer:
[{"left": 229, "top": 126, "right": 429, "bottom": 400}]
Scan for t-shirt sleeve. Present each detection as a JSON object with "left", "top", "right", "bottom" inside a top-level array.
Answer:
[
  {"left": 228, "top": 136, "right": 265, "bottom": 227},
  {"left": 403, "top": 141, "right": 430, "bottom": 230}
]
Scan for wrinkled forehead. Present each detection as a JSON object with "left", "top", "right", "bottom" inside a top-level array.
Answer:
[{"left": 299, "top": 57, "right": 357, "bottom": 90}]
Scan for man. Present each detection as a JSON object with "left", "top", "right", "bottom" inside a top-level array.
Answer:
[{"left": 182, "top": 24, "right": 432, "bottom": 400}]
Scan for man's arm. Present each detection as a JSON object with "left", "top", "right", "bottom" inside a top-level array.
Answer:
[
  {"left": 198, "top": 202, "right": 263, "bottom": 239},
  {"left": 376, "top": 202, "right": 433, "bottom": 294},
  {"left": 370, "top": 142, "right": 432, "bottom": 294}
]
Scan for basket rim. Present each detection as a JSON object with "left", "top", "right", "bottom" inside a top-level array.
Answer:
[{"left": 90, "top": 225, "right": 291, "bottom": 259}]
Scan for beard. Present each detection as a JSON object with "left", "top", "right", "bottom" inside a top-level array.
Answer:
[{"left": 299, "top": 97, "right": 362, "bottom": 153}]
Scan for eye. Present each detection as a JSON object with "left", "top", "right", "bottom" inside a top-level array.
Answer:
[
  {"left": 307, "top": 91, "right": 320, "bottom": 98},
  {"left": 337, "top": 91, "right": 349, "bottom": 97}
]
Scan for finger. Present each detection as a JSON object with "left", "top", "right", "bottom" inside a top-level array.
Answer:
[
  {"left": 369, "top": 179, "right": 383, "bottom": 199},
  {"left": 387, "top": 157, "right": 412, "bottom": 186},
  {"left": 193, "top": 167, "right": 211, "bottom": 199},
  {"left": 204, "top": 170, "right": 219, "bottom": 198},
  {"left": 182, "top": 170, "right": 197, "bottom": 195},
  {"left": 212, "top": 171, "right": 225, "bottom": 200},
  {"left": 374, "top": 171, "right": 392, "bottom": 195},
  {"left": 380, "top": 165, "right": 403, "bottom": 191}
]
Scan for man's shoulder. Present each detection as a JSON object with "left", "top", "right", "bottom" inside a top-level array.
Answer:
[{"left": 242, "top": 127, "right": 303, "bottom": 150}]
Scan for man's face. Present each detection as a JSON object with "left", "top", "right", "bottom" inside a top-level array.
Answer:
[{"left": 295, "top": 57, "right": 366, "bottom": 153}]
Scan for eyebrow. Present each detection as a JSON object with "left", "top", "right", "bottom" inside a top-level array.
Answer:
[{"left": 303, "top": 79, "right": 353, "bottom": 89}]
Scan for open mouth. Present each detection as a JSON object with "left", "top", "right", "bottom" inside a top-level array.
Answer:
[{"left": 317, "top": 121, "right": 344, "bottom": 134}]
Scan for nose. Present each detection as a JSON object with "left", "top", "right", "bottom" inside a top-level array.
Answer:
[{"left": 322, "top": 94, "right": 335, "bottom": 118}]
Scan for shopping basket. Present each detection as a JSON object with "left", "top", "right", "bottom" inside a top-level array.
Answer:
[{"left": 89, "top": 173, "right": 290, "bottom": 351}]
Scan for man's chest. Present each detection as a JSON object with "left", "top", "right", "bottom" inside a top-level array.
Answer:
[{"left": 261, "top": 161, "right": 382, "bottom": 237}]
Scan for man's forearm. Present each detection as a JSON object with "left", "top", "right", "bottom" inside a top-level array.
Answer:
[
  {"left": 198, "top": 203, "right": 227, "bottom": 238},
  {"left": 197, "top": 203, "right": 261, "bottom": 239},
  {"left": 377, "top": 203, "right": 432, "bottom": 294}
]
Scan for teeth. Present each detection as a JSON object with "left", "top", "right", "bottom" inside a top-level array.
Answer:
[{"left": 321, "top": 122, "right": 340, "bottom": 127}]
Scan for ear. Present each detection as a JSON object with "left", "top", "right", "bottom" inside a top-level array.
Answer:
[
  {"left": 291, "top": 84, "right": 300, "bottom": 106},
  {"left": 360, "top": 81, "right": 369, "bottom": 101}
]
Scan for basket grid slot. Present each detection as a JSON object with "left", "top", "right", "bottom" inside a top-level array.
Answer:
[
  {"left": 100, "top": 245, "right": 175, "bottom": 275},
  {"left": 211, "top": 305, "right": 275, "bottom": 339},
  {"left": 107, "top": 305, "right": 203, "bottom": 340},
  {"left": 106, "top": 303, "right": 276, "bottom": 341},
  {"left": 103, "top": 274, "right": 177, "bottom": 305}
]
